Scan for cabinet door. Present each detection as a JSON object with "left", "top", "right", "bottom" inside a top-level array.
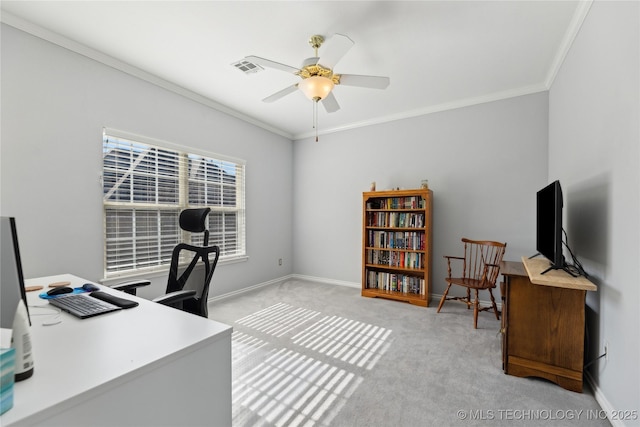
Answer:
[{"left": 508, "top": 277, "right": 585, "bottom": 370}]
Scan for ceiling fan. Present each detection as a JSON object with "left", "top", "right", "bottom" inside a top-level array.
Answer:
[{"left": 244, "top": 34, "right": 390, "bottom": 114}]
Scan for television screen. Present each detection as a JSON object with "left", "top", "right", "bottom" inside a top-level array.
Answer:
[{"left": 536, "top": 180, "right": 564, "bottom": 272}]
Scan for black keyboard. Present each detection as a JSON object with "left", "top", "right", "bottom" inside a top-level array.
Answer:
[{"left": 48, "top": 294, "right": 122, "bottom": 319}]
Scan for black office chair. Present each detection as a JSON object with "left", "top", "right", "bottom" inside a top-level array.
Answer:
[{"left": 112, "top": 208, "right": 220, "bottom": 318}]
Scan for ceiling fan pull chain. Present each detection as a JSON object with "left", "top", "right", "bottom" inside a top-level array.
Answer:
[{"left": 314, "top": 101, "right": 319, "bottom": 142}]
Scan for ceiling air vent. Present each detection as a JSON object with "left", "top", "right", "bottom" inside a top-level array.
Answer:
[{"left": 232, "top": 59, "right": 264, "bottom": 74}]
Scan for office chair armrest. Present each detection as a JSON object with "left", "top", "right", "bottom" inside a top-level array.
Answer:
[
  {"left": 111, "top": 280, "right": 151, "bottom": 295},
  {"left": 152, "top": 290, "right": 197, "bottom": 306}
]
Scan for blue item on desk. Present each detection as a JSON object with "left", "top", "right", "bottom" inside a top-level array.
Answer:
[
  {"left": 0, "top": 348, "right": 15, "bottom": 415},
  {"left": 40, "top": 287, "right": 84, "bottom": 299},
  {"left": 82, "top": 283, "right": 100, "bottom": 292},
  {"left": 47, "top": 287, "right": 73, "bottom": 296}
]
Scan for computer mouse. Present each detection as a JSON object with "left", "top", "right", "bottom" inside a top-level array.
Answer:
[
  {"left": 47, "top": 286, "right": 73, "bottom": 296},
  {"left": 82, "top": 283, "right": 100, "bottom": 292}
]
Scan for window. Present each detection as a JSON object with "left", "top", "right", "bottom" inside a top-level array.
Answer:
[{"left": 102, "top": 129, "right": 245, "bottom": 278}]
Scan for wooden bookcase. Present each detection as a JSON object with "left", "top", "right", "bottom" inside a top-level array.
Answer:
[{"left": 362, "top": 188, "right": 432, "bottom": 307}]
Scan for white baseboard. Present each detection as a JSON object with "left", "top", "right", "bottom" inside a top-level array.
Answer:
[
  {"left": 290, "top": 274, "right": 360, "bottom": 289},
  {"left": 209, "top": 274, "right": 294, "bottom": 302},
  {"left": 209, "top": 274, "right": 502, "bottom": 310},
  {"left": 289, "top": 274, "right": 504, "bottom": 311},
  {"left": 208, "top": 274, "right": 359, "bottom": 304},
  {"left": 584, "top": 371, "right": 623, "bottom": 427}
]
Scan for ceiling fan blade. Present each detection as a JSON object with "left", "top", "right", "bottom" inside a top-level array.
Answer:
[
  {"left": 245, "top": 55, "right": 300, "bottom": 74},
  {"left": 262, "top": 84, "right": 299, "bottom": 103},
  {"left": 321, "top": 92, "right": 340, "bottom": 113},
  {"left": 338, "top": 74, "right": 390, "bottom": 89},
  {"left": 317, "top": 33, "right": 354, "bottom": 69}
]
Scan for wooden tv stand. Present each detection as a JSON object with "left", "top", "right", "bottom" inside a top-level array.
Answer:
[{"left": 500, "top": 257, "right": 597, "bottom": 393}]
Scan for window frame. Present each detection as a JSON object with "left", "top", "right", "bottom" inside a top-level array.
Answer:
[{"left": 102, "top": 128, "right": 246, "bottom": 280}]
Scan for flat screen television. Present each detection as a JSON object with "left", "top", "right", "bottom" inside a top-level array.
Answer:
[{"left": 536, "top": 180, "right": 565, "bottom": 274}]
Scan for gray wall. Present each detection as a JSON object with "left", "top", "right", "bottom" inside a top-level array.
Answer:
[
  {"left": 292, "top": 93, "right": 549, "bottom": 294},
  {"left": 549, "top": 0, "right": 639, "bottom": 417},
  {"left": 0, "top": 24, "right": 294, "bottom": 298},
  {"left": 3, "top": 1, "right": 639, "bottom": 420}
]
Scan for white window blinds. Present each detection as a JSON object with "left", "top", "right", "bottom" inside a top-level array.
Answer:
[{"left": 102, "top": 130, "right": 246, "bottom": 277}]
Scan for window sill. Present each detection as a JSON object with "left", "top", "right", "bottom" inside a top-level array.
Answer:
[{"left": 101, "top": 254, "right": 249, "bottom": 286}]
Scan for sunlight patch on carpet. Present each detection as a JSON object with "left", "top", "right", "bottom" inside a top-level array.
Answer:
[
  {"left": 231, "top": 330, "right": 269, "bottom": 363},
  {"left": 291, "top": 315, "right": 392, "bottom": 370},
  {"left": 235, "top": 302, "right": 320, "bottom": 337},
  {"left": 233, "top": 347, "right": 362, "bottom": 427},
  {"left": 231, "top": 303, "right": 393, "bottom": 426}
]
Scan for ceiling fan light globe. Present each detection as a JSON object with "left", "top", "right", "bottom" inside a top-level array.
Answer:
[{"left": 299, "top": 76, "right": 334, "bottom": 101}]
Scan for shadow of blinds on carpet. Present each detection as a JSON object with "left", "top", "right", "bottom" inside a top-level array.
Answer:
[{"left": 231, "top": 303, "right": 393, "bottom": 426}]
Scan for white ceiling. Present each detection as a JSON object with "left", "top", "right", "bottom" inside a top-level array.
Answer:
[{"left": 1, "top": 1, "right": 589, "bottom": 140}]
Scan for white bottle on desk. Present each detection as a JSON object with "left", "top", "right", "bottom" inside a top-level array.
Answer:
[{"left": 11, "top": 300, "right": 34, "bottom": 381}]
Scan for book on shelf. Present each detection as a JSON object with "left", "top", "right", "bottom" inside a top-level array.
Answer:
[
  {"left": 366, "top": 196, "right": 426, "bottom": 210},
  {"left": 367, "top": 230, "right": 424, "bottom": 250},
  {"left": 365, "top": 270, "right": 425, "bottom": 295},
  {"left": 366, "top": 249, "right": 424, "bottom": 269},
  {"left": 366, "top": 211, "right": 425, "bottom": 228}
]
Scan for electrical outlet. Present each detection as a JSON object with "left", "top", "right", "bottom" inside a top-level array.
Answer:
[
  {"left": 278, "top": 258, "right": 283, "bottom": 266},
  {"left": 604, "top": 341, "right": 609, "bottom": 361}
]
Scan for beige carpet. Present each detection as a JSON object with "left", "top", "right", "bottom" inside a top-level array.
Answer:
[{"left": 209, "top": 279, "right": 609, "bottom": 427}]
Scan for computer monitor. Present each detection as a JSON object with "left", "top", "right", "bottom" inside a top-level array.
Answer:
[{"left": 1, "top": 217, "right": 31, "bottom": 329}]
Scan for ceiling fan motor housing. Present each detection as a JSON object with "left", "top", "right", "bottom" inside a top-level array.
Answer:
[{"left": 298, "top": 58, "right": 341, "bottom": 85}]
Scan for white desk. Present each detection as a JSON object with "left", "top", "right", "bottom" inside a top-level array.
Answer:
[{"left": 0, "top": 274, "right": 232, "bottom": 426}]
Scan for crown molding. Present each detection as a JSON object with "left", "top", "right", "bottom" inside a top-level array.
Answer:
[
  {"left": 0, "top": 11, "right": 294, "bottom": 140},
  {"left": 3, "top": 4, "right": 588, "bottom": 144},
  {"left": 293, "top": 83, "right": 549, "bottom": 141},
  {"left": 545, "top": 0, "right": 594, "bottom": 88},
  {"left": 295, "top": 0, "right": 594, "bottom": 142}
]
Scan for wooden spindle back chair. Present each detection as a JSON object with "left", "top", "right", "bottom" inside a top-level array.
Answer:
[{"left": 437, "top": 238, "right": 506, "bottom": 328}]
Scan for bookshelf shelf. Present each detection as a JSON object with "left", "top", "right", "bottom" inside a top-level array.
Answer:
[
  {"left": 364, "top": 264, "right": 423, "bottom": 273},
  {"left": 362, "top": 189, "right": 432, "bottom": 307}
]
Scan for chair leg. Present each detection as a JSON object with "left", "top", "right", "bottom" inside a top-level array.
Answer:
[
  {"left": 473, "top": 289, "right": 479, "bottom": 329},
  {"left": 488, "top": 288, "right": 500, "bottom": 320},
  {"left": 437, "top": 284, "right": 452, "bottom": 313},
  {"left": 466, "top": 288, "right": 471, "bottom": 309}
]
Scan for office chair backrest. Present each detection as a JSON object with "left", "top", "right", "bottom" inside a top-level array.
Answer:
[
  {"left": 180, "top": 208, "right": 211, "bottom": 245},
  {"left": 166, "top": 208, "right": 220, "bottom": 318}
]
